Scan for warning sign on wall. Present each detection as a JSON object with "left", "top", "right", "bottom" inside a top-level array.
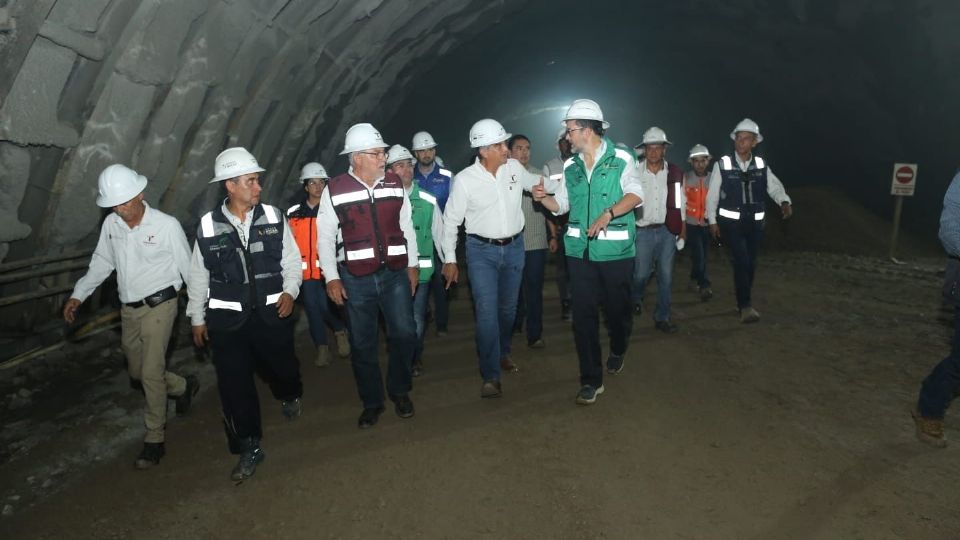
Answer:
[{"left": 890, "top": 163, "right": 917, "bottom": 196}]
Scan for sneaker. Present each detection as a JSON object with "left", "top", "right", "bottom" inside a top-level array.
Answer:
[
  {"left": 334, "top": 330, "right": 351, "bottom": 357},
  {"left": 134, "top": 442, "right": 165, "bottom": 470},
  {"left": 314, "top": 347, "right": 331, "bottom": 367},
  {"left": 654, "top": 320, "right": 679, "bottom": 334},
  {"left": 740, "top": 307, "right": 761, "bottom": 324},
  {"left": 175, "top": 375, "right": 199, "bottom": 416},
  {"left": 500, "top": 356, "right": 519, "bottom": 373},
  {"left": 393, "top": 395, "right": 415, "bottom": 419},
  {"left": 358, "top": 406, "right": 385, "bottom": 429},
  {"left": 281, "top": 398, "right": 302, "bottom": 420},
  {"left": 606, "top": 354, "right": 624, "bottom": 374},
  {"left": 230, "top": 443, "right": 265, "bottom": 481},
  {"left": 912, "top": 408, "right": 947, "bottom": 448},
  {"left": 575, "top": 384, "right": 605, "bottom": 405},
  {"left": 633, "top": 304, "right": 643, "bottom": 317},
  {"left": 699, "top": 287, "right": 713, "bottom": 301},
  {"left": 481, "top": 379, "right": 502, "bottom": 398},
  {"left": 561, "top": 301, "right": 571, "bottom": 321},
  {"left": 528, "top": 338, "right": 545, "bottom": 349}
]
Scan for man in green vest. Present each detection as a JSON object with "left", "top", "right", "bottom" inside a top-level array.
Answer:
[
  {"left": 533, "top": 99, "right": 644, "bottom": 405},
  {"left": 387, "top": 144, "right": 444, "bottom": 377}
]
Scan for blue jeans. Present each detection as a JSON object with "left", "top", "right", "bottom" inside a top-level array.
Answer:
[
  {"left": 719, "top": 218, "right": 763, "bottom": 309},
  {"left": 515, "top": 249, "right": 547, "bottom": 343},
  {"left": 632, "top": 225, "right": 676, "bottom": 322},
  {"left": 465, "top": 235, "right": 525, "bottom": 381},
  {"left": 918, "top": 307, "right": 960, "bottom": 419},
  {"left": 687, "top": 224, "right": 711, "bottom": 288},
  {"left": 340, "top": 266, "right": 416, "bottom": 408},
  {"left": 300, "top": 279, "right": 345, "bottom": 346},
  {"left": 412, "top": 280, "right": 431, "bottom": 364}
]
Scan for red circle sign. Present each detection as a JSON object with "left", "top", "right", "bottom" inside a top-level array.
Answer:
[{"left": 896, "top": 166, "right": 915, "bottom": 184}]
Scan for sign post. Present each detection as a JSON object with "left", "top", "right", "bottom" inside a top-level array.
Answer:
[{"left": 889, "top": 163, "right": 917, "bottom": 262}]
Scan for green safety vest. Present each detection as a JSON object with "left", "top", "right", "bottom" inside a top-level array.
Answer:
[
  {"left": 409, "top": 184, "right": 438, "bottom": 282},
  {"left": 563, "top": 138, "right": 636, "bottom": 261}
]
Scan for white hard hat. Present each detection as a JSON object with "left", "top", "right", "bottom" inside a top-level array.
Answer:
[
  {"left": 386, "top": 144, "right": 414, "bottom": 165},
  {"left": 688, "top": 144, "right": 711, "bottom": 160},
  {"left": 730, "top": 118, "right": 763, "bottom": 143},
  {"left": 640, "top": 126, "right": 672, "bottom": 146},
  {"left": 96, "top": 164, "right": 148, "bottom": 208},
  {"left": 210, "top": 147, "right": 265, "bottom": 183},
  {"left": 556, "top": 128, "right": 567, "bottom": 141},
  {"left": 340, "top": 123, "right": 389, "bottom": 155},
  {"left": 411, "top": 131, "right": 438, "bottom": 151},
  {"left": 562, "top": 99, "right": 609, "bottom": 129},
  {"left": 299, "top": 162, "right": 329, "bottom": 181},
  {"left": 469, "top": 118, "right": 511, "bottom": 148}
]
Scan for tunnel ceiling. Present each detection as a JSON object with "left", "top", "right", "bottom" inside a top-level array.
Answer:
[{"left": 0, "top": 0, "right": 957, "bottom": 264}]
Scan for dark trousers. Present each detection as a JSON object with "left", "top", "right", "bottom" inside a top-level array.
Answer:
[
  {"left": 719, "top": 218, "right": 764, "bottom": 309},
  {"left": 567, "top": 256, "right": 634, "bottom": 388},
  {"left": 918, "top": 308, "right": 960, "bottom": 419},
  {"left": 210, "top": 313, "right": 302, "bottom": 453},
  {"left": 301, "top": 279, "right": 345, "bottom": 346},
  {"left": 555, "top": 230, "right": 571, "bottom": 304},
  {"left": 341, "top": 266, "right": 416, "bottom": 409},
  {"left": 516, "top": 249, "right": 547, "bottom": 343},
  {"left": 428, "top": 254, "right": 449, "bottom": 331},
  {"left": 687, "top": 224, "right": 712, "bottom": 288}
]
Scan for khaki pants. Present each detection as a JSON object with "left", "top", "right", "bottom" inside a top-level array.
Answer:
[{"left": 120, "top": 299, "right": 186, "bottom": 443}]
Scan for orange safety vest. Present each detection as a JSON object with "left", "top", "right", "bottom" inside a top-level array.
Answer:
[
  {"left": 287, "top": 202, "right": 322, "bottom": 281},
  {"left": 684, "top": 174, "right": 708, "bottom": 223}
]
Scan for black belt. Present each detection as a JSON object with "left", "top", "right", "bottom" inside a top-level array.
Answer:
[
  {"left": 125, "top": 286, "right": 177, "bottom": 308},
  {"left": 468, "top": 233, "right": 520, "bottom": 246},
  {"left": 637, "top": 223, "right": 664, "bottom": 229}
]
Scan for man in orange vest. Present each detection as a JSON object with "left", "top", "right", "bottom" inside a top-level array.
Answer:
[
  {"left": 683, "top": 144, "right": 714, "bottom": 301},
  {"left": 287, "top": 163, "right": 350, "bottom": 368}
]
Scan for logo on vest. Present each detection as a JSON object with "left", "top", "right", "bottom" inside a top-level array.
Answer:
[{"left": 259, "top": 226, "right": 279, "bottom": 236}]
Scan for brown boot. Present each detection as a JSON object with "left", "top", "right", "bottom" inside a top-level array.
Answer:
[
  {"left": 500, "top": 356, "right": 519, "bottom": 373},
  {"left": 912, "top": 408, "right": 947, "bottom": 448}
]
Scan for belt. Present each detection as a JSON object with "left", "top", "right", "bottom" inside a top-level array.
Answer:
[
  {"left": 125, "top": 286, "right": 177, "bottom": 308},
  {"left": 468, "top": 233, "right": 520, "bottom": 246},
  {"left": 637, "top": 223, "right": 665, "bottom": 229}
]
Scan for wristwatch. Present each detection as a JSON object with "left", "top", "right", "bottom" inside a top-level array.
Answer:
[{"left": 605, "top": 207, "right": 615, "bottom": 219}]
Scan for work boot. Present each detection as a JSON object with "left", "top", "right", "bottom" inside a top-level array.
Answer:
[
  {"left": 912, "top": 408, "right": 947, "bottom": 448},
  {"left": 334, "top": 330, "right": 351, "bottom": 357},
  {"left": 699, "top": 287, "right": 713, "bottom": 301},
  {"left": 740, "top": 307, "right": 760, "bottom": 323},
  {"left": 500, "top": 356, "right": 519, "bottom": 373},
  {"left": 134, "top": 442, "right": 165, "bottom": 470},
  {"left": 230, "top": 438, "right": 265, "bottom": 481},
  {"left": 175, "top": 375, "right": 200, "bottom": 416},
  {"left": 281, "top": 397, "right": 302, "bottom": 420},
  {"left": 315, "top": 347, "right": 330, "bottom": 367}
]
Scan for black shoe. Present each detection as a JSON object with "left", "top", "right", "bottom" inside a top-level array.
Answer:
[
  {"left": 175, "top": 375, "right": 200, "bottom": 417},
  {"left": 281, "top": 397, "right": 302, "bottom": 420},
  {"left": 230, "top": 440, "right": 264, "bottom": 481},
  {"left": 633, "top": 304, "right": 643, "bottom": 317},
  {"left": 393, "top": 395, "right": 415, "bottom": 419},
  {"left": 561, "top": 301, "right": 571, "bottom": 321},
  {"left": 134, "top": 442, "right": 165, "bottom": 470},
  {"left": 606, "top": 354, "right": 624, "bottom": 374},
  {"left": 654, "top": 320, "right": 679, "bottom": 334},
  {"left": 358, "top": 406, "right": 385, "bottom": 429}
]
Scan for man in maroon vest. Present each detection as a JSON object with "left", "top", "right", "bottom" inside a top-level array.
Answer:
[
  {"left": 316, "top": 123, "right": 420, "bottom": 429},
  {"left": 632, "top": 127, "right": 685, "bottom": 333}
]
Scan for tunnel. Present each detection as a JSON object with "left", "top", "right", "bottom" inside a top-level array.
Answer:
[{"left": 1, "top": 0, "right": 959, "bottom": 537}]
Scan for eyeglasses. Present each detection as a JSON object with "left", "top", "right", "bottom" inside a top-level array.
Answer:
[
  {"left": 359, "top": 150, "right": 387, "bottom": 159},
  {"left": 564, "top": 127, "right": 586, "bottom": 136}
]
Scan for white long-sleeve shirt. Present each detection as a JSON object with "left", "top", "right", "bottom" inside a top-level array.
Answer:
[
  {"left": 315, "top": 171, "right": 419, "bottom": 281},
  {"left": 635, "top": 160, "right": 686, "bottom": 227},
  {"left": 185, "top": 201, "right": 303, "bottom": 326},
  {"left": 550, "top": 141, "right": 644, "bottom": 216},
  {"left": 705, "top": 154, "right": 791, "bottom": 224},
  {"left": 71, "top": 202, "right": 191, "bottom": 304},
  {"left": 441, "top": 158, "right": 542, "bottom": 263}
]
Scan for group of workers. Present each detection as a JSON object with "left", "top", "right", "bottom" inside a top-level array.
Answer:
[{"left": 63, "top": 98, "right": 799, "bottom": 481}]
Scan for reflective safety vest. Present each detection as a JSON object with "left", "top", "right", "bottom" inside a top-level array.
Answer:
[
  {"left": 717, "top": 155, "right": 768, "bottom": 223},
  {"left": 327, "top": 172, "right": 408, "bottom": 277},
  {"left": 196, "top": 203, "right": 287, "bottom": 332},
  {"left": 564, "top": 138, "right": 636, "bottom": 262},
  {"left": 684, "top": 171, "right": 708, "bottom": 225},
  {"left": 287, "top": 201, "right": 322, "bottom": 281},
  {"left": 664, "top": 162, "right": 684, "bottom": 235},
  {"left": 408, "top": 184, "right": 438, "bottom": 283}
]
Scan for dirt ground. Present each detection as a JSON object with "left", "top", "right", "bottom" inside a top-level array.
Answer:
[{"left": 1, "top": 200, "right": 958, "bottom": 538}]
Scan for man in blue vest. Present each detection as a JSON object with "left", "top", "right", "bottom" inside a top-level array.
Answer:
[
  {"left": 317, "top": 123, "right": 420, "bottom": 429},
  {"left": 412, "top": 131, "right": 455, "bottom": 336},
  {"left": 186, "top": 147, "right": 304, "bottom": 482},
  {"left": 533, "top": 99, "right": 644, "bottom": 405},
  {"left": 705, "top": 118, "right": 793, "bottom": 323}
]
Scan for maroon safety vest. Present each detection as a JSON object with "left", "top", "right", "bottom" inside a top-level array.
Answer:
[
  {"left": 665, "top": 162, "right": 684, "bottom": 235},
  {"left": 327, "top": 172, "right": 408, "bottom": 277}
]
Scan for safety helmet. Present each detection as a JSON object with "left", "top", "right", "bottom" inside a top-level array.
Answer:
[
  {"left": 469, "top": 119, "right": 511, "bottom": 148},
  {"left": 730, "top": 118, "right": 763, "bottom": 143},
  {"left": 210, "top": 147, "right": 265, "bottom": 183},
  {"left": 688, "top": 144, "right": 711, "bottom": 160},
  {"left": 556, "top": 128, "right": 567, "bottom": 142},
  {"left": 562, "top": 99, "right": 609, "bottom": 130},
  {"left": 299, "top": 162, "right": 329, "bottom": 181},
  {"left": 640, "top": 127, "right": 672, "bottom": 146},
  {"left": 96, "top": 164, "right": 148, "bottom": 208},
  {"left": 340, "top": 123, "right": 389, "bottom": 155},
  {"left": 386, "top": 144, "right": 415, "bottom": 165},
  {"left": 411, "top": 131, "right": 438, "bottom": 151}
]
